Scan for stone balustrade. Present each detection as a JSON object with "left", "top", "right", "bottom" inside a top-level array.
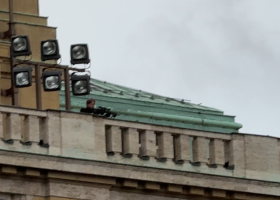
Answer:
[{"left": 0, "top": 105, "right": 279, "bottom": 184}]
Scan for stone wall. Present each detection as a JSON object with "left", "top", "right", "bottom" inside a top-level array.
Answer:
[{"left": 1, "top": 0, "right": 39, "bottom": 16}]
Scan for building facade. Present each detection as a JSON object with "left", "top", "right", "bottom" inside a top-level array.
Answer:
[
  {"left": 0, "top": 1, "right": 280, "bottom": 200},
  {"left": 0, "top": 105, "right": 279, "bottom": 200}
]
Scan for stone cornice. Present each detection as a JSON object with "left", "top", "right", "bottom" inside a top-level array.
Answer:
[
  {"left": 0, "top": 19, "right": 56, "bottom": 29},
  {"left": 0, "top": 151, "right": 279, "bottom": 199},
  {"left": 0, "top": 10, "right": 47, "bottom": 26}
]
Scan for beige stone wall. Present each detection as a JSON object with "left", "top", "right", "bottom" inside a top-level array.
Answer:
[
  {"left": 0, "top": 105, "right": 279, "bottom": 199},
  {"left": 0, "top": 11, "right": 47, "bottom": 26},
  {"left": 0, "top": 0, "right": 60, "bottom": 109},
  {"left": 1, "top": 1, "right": 278, "bottom": 199},
  {"left": 1, "top": 0, "right": 39, "bottom": 15}
]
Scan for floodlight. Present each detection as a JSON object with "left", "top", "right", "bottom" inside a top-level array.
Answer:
[
  {"left": 12, "top": 67, "right": 33, "bottom": 88},
  {"left": 41, "top": 39, "right": 61, "bottom": 61},
  {"left": 70, "top": 44, "right": 90, "bottom": 65},
  {"left": 71, "top": 75, "right": 90, "bottom": 95},
  {"left": 11, "top": 35, "right": 31, "bottom": 57},
  {"left": 42, "top": 71, "right": 62, "bottom": 91}
]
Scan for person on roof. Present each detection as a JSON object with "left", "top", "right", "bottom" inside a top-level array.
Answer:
[{"left": 80, "top": 98, "right": 95, "bottom": 114}]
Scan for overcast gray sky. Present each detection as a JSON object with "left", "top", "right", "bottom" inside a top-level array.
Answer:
[{"left": 39, "top": 0, "right": 280, "bottom": 137}]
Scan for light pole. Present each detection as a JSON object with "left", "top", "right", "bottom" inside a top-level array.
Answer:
[{"left": 0, "top": 0, "right": 17, "bottom": 106}]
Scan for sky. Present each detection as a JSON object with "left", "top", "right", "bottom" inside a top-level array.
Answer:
[{"left": 39, "top": 0, "right": 280, "bottom": 137}]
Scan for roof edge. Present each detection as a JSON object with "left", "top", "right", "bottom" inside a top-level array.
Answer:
[
  {"left": 60, "top": 103, "right": 243, "bottom": 132},
  {"left": 116, "top": 109, "right": 243, "bottom": 130}
]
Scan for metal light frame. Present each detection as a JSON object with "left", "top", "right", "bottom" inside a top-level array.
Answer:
[
  {"left": 0, "top": 0, "right": 90, "bottom": 110},
  {"left": 11, "top": 60, "right": 85, "bottom": 110}
]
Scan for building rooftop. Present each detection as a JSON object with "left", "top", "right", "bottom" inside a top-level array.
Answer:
[{"left": 59, "top": 78, "right": 242, "bottom": 134}]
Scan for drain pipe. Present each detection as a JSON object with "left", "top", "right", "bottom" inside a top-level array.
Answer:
[
  {"left": 9, "top": 0, "right": 18, "bottom": 106},
  {"left": 8, "top": 0, "right": 16, "bottom": 36}
]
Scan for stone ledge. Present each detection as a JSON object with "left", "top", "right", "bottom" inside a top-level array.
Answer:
[
  {"left": 0, "top": 164, "right": 278, "bottom": 200},
  {"left": 0, "top": 106, "right": 47, "bottom": 117},
  {"left": 0, "top": 151, "right": 279, "bottom": 197},
  {"left": 0, "top": 11, "right": 47, "bottom": 26},
  {"left": 0, "top": 19, "right": 56, "bottom": 29}
]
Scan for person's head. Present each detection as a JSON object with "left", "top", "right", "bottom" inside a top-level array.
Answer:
[{"left": 86, "top": 98, "right": 95, "bottom": 109}]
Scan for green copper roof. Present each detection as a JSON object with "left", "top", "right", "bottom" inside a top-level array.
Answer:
[{"left": 59, "top": 78, "right": 242, "bottom": 134}]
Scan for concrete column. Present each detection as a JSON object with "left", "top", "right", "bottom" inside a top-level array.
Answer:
[
  {"left": 122, "top": 128, "right": 139, "bottom": 157},
  {"left": 39, "top": 117, "right": 48, "bottom": 145},
  {"left": 4, "top": 113, "right": 21, "bottom": 141},
  {"left": 46, "top": 111, "right": 61, "bottom": 155},
  {"left": 230, "top": 134, "right": 245, "bottom": 177},
  {"left": 192, "top": 137, "right": 208, "bottom": 164},
  {"left": 174, "top": 134, "right": 191, "bottom": 163},
  {"left": 139, "top": 130, "right": 156, "bottom": 159},
  {"left": 209, "top": 138, "right": 225, "bottom": 166},
  {"left": 22, "top": 115, "right": 40, "bottom": 144},
  {"left": 157, "top": 132, "right": 174, "bottom": 161},
  {"left": 105, "top": 125, "right": 122, "bottom": 155}
]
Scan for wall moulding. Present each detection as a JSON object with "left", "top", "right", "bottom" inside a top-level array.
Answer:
[
  {"left": 0, "top": 151, "right": 279, "bottom": 198},
  {"left": 0, "top": 164, "right": 279, "bottom": 200}
]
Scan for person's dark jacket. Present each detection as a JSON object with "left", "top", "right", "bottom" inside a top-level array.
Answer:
[
  {"left": 80, "top": 107, "right": 118, "bottom": 118},
  {"left": 80, "top": 107, "right": 95, "bottom": 114}
]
